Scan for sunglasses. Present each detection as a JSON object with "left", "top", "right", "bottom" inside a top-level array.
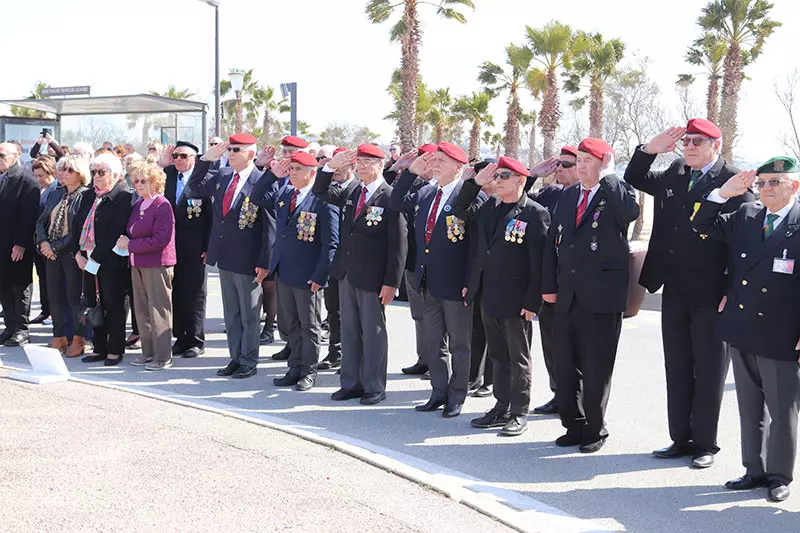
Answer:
[
  {"left": 681, "top": 137, "right": 714, "bottom": 147},
  {"left": 494, "top": 171, "right": 515, "bottom": 180},
  {"left": 389, "top": 147, "right": 398, "bottom": 152},
  {"left": 90, "top": 169, "right": 110, "bottom": 177},
  {"left": 227, "top": 147, "right": 245, "bottom": 153},
  {"left": 172, "top": 153, "right": 193, "bottom": 160},
  {"left": 209, "top": 142, "right": 219, "bottom": 147},
  {"left": 0, "top": 153, "right": 10, "bottom": 159},
  {"left": 558, "top": 161, "right": 576, "bottom": 169},
  {"left": 64, "top": 167, "right": 76, "bottom": 174},
  {"left": 147, "top": 147, "right": 158, "bottom": 152},
  {"left": 755, "top": 178, "right": 789, "bottom": 188},
  {"left": 132, "top": 178, "right": 148, "bottom": 185}
]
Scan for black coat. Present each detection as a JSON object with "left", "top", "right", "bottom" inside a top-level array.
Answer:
[
  {"left": 693, "top": 199, "right": 800, "bottom": 362},
  {"left": 453, "top": 179, "right": 550, "bottom": 318},
  {"left": 72, "top": 181, "right": 133, "bottom": 270},
  {"left": 0, "top": 163, "right": 40, "bottom": 285},
  {"left": 36, "top": 185, "right": 90, "bottom": 256},
  {"left": 164, "top": 164, "right": 213, "bottom": 259},
  {"left": 624, "top": 148, "right": 753, "bottom": 305},
  {"left": 542, "top": 175, "right": 641, "bottom": 314},
  {"left": 313, "top": 170, "right": 407, "bottom": 293}
]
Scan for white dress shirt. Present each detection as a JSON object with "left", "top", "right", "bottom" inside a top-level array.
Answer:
[
  {"left": 707, "top": 191, "right": 795, "bottom": 231},
  {"left": 360, "top": 176, "right": 385, "bottom": 203},
  {"left": 426, "top": 179, "right": 459, "bottom": 221},
  {"left": 176, "top": 166, "right": 193, "bottom": 200},
  {"left": 227, "top": 163, "right": 255, "bottom": 206},
  {"left": 576, "top": 182, "right": 601, "bottom": 207},
  {"left": 292, "top": 183, "right": 313, "bottom": 208}
]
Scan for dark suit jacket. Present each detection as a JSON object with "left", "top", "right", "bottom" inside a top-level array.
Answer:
[
  {"left": 0, "top": 163, "right": 40, "bottom": 285},
  {"left": 394, "top": 174, "right": 433, "bottom": 272},
  {"left": 164, "top": 164, "right": 212, "bottom": 259},
  {"left": 529, "top": 183, "right": 564, "bottom": 215},
  {"left": 72, "top": 181, "right": 133, "bottom": 272},
  {"left": 36, "top": 185, "right": 89, "bottom": 256},
  {"left": 542, "top": 175, "right": 641, "bottom": 314},
  {"left": 313, "top": 170, "right": 407, "bottom": 293},
  {"left": 390, "top": 170, "right": 483, "bottom": 301},
  {"left": 625, "top": 148, "right": 753, "bottom": 305},
  {"left": 693, "top": 199, "right": 800, "bottom": 362},
  {"left": 452, "top": 179, "right": 550, "bottom": 318},
  {"left": 188, "top": 160, "right": 275, "bottom": 276}
]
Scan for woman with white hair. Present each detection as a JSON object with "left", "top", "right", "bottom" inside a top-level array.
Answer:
[{"left": 72, "top": 153, "right": 133, "bottom": 366}]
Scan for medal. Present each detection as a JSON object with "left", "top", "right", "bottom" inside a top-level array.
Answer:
[{"left": 592, "top": 221, "right": 598, "bottom": 229}]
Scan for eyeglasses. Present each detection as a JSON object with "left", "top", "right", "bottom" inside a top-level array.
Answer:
[
  {"left": 755, "top": 178, "right": 789, "bottom": 188},
  {"left": 209, "top": 142, "right": 219, "bottom": 147},
  {"left": 494, "top": 171, "right": 515, "bottom": 180},
  {"left": 132, "top": 179, "right": 148, "bottom": 185},
  {"left": 356, "top": 158, "right": 378, "bottom": 165},
  {"left": 681, "top": 137, "right": 714, "bottom": 147},
  {"left": 147, "top": 147, "right": 158, "bottom": 152},
  {"left": 558, "top": 161, "right": 576, "bottom": 169},
  {"left": 64, "top": 167, "right": 76, "bottom": 174},
  {"left": 90, "top": 169, "right": 110, "bottom": 178},
  {"left": 388, "top": 147, "right": 398, "bottom": 152},
  {"left": 172, "top": 153, "right": 193, "bottom": 160},
  {"left": 227, "top": 147, "right": 244, "bottom": 153},
  {"left": 0, "top": 153, "right": 10, "bottom": 159}
]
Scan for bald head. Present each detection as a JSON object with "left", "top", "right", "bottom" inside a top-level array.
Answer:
[{"left": 0, "top": 142, "right": 21, "bottom": 173}]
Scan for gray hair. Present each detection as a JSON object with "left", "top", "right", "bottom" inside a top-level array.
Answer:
[
  {"left": 73, "top": 142, "right": 95, "bottom": 159},
  {"left": 92, "top": 153, "right": 124, "bottom": 177}
]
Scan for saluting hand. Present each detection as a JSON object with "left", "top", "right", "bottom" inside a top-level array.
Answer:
[
  {"left": 461, "top": 167, "right": 476, "bottom": 182},
  {"left": 719, "top": 170, "right": 757, "bottom": 199},
  {"left": 520, "top": 308, "right": 537, "bottom": 321},
  {"left": 203, "top": 141, "right": 228, "bottom": 162},
  {"left": 475, "top": 163, "right": 498, "bottom": 187},
  {"left": 273, "top": 158, "right": 291, "bottom": 178},
  {"left": 408, "top": 152, "right": 434, "bottom": 176},
  {"left": 531, "top": 157, "right": 560, "bottom": 178},
  {"left": 256, "top": 146, "right": 277, "bottom": 168},
  {"left": 392, "top": 151, "right": 418, "bottom": 172},
  {"left": 328, "top": 149, "right": 357, "bottom": 170},
  {"left": 158, "top": 144, "right": 175, "bottom": 168},
  {"left": 644, "top": 127, "right": 686, "bottom": 154}
]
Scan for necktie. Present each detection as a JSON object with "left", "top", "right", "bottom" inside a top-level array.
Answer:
[
  {"left": 355, "top": 186, "right": 368, "bottom": 218},
  {"left": 222, "top": 172, "right": 240, "bottom": 216},
  {"left": 289, "top": 190, "right": 299, "bottom": 214},
  {"left": 764, "top": 213, "right": 779, "bottom": 239},
  {"left": 575, "top": 188, "right": 590, "bottom": 226},
  {"left": 687, "top": 169, "right": 702, "bottom": 191},
  {"left": 425, "top": 188, "right": 444, "bottom": 245}
]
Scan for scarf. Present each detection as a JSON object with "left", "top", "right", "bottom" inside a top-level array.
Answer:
[
  {"left": 48, "top": 187, "right": 85, "bottom": 243},
  {"left": 79, "top": 186, "right": 112, "bottom": 253}
]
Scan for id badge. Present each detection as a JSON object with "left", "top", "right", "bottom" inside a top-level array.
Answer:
[{"left": 773, "top": 249, "right": 795, "bottom": 274}]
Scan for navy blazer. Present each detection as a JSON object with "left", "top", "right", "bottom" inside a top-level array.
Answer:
[
  {"left": 389, "top": 170, "right": 482, "bottom": 301},
  {"left": 164, "top": 164, "right": 213, "bottom": 258},
  {"left": 187, "top": 160, "right": 275, "bottom": 276}
]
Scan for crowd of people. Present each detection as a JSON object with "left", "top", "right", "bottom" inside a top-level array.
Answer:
[{"left": 0, "top": 116, "right": 798, "bottom": 503}]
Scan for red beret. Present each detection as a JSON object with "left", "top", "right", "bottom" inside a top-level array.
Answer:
[
  {"left": 417, "top": 144, "right": 438, "bottom": 156},
  {"left": 560, "top": 145, "right": 578, "bottom": 157},
  {"left": 229, "top": 133, "right": 258, "bottom": 145},
  {"left": 686, "top": 118, "right": 722, "bottom": 139},
  {"left": 357, "top": 144, "right": 385, "bottom": 159},
  {"left": 497, "top": 156, "right": 528, "bottom": 177},
  {"left": 333, "top": 147, "right": 348, "bottom": 155},
  {"left": 281, "top": 136, "right": 309, "bottom": 148},
  {"left": 578, "top": 138, "right": 615, "bottom": 161},
  {"left": 437, "top": 141, "right": 468, "bottom": 164},
  {"left": 290, "top": 151, "right": 318, "bottom": 167}
]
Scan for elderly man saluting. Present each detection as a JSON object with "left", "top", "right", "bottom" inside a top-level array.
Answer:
[{"left": 692, "top": 156, "right": 800, "bottom": 502}]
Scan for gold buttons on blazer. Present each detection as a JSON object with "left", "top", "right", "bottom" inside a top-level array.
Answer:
[
  {"left": 739, "top": 304, "right": 744, "bottom": 309},
  {"left": 762, "top": 288, "right": 768, "bottom": 293},
  {"left": 758, "top": 312, "right": 764, "bottom": 317},
  {"left": 741, "top": 280, "right": 748, "bottom": 285}
]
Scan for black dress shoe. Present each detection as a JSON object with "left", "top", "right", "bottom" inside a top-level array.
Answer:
[
  {"left": 442, "top": 404, "right": 462, "bottom": 418},
  {"left": 360, "top": 392, "right": 386, "bottom": 405},
  {"left": 232, "top": 365, "right": 257, "bottom": 379},
  {"left": 473, "top": 385, "right": 492, "bottom": 397},
  {"left": 103, "top": 355, "right": 123, "bottom": 367},
  {"left": 653, "top": 443, "right": 689, "bottom": 459},
  {"left": 580, "top": 438, "right": 606, "bottom": 453},
  {"left": 259, "top": 324, "right": 274, "bottom": 345},
  {"left": 272, "top": 345, "right": 291, "bottom": 361},
  {"left": 82, "top": 354, "right": 108, "bottom": 363},
  {"left": 5, "top": 331, "right": 29, "bottom": 347},
  {"left": 768, "top": 482, "right": 791, "bottom": 502},
  {"left": 725, "top": 474, "right": 767, "bottom": 490},
  {"left": 555, "top": 432, "right": 582, "bottom": 447},
  {"left": 402, "top": 362, "right": 428, "bottom": 375},
  {"left": 331, "top": 388, "right": 364, "bottom": 401},
  {"left": 0, "top": 329, "right": 12, "bottom": 344},
  {"left": 30, "top": 312, "right": 49, "bottom": 324},
  {"left": 415, "top": 397, "right": 446, "bottom": 412},
  {"left": 470, "top": 408, "right": 511, "bottom": 429},
  {"left": 468, "top": 378, "right": 483, "bottom": 392},
  {"left": 216, "top": 361, "right": 240, "bottom": 377},
  {"left": 691, "top": 453, "right": 715, "bottom": 469},
  {"left": 421, "top": 370, "right": 431, "bottom": 380},
  {"left": 296, "top": 373, "right": 316, "bottom": 391},
  {"left": 273, "top": 369, "right": 302, "bottom": 386},
  {"left": 181, "top": 347, "right": 204, "bottom": 358},
  {"left": 316, "top": 353, "right": 341, "bottom": 370},
  {"left": 171, "top": 344, "right": 188, "bottom": 356},
  {"left": 501, "top": 415, "right": 528, "bottom": 436},
  {"left": 533, "top": 398, "right": 559, "bottom": 415}
]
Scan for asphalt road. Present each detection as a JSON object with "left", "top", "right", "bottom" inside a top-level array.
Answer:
[{"left": 2, "top": 269, "right": 799, "bottom": 532}]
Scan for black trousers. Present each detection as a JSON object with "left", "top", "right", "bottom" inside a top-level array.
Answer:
[
  {"left": 0, "top": 282, "right": 32, "bottom": 333},
  {"left": 469, "top": 293, "right": 492, "bottom": 386},
  {"left": 554, "top": 299, "right": 622, "bottom": 443},
  {"left": 46, "top": 253, "right": 84, "bottom": 338},
  {"left": 123, "top": 270, "right": 138, "bottom": 336},
  {"left": 34, "top": 254, "right": 50, "bottom": 316},
  {"left": 661, "top": 284, "right": 729, "bottom": 454},
  {"left": 323, "top": 278, "right": 341, "bottom": 358},
  {"left": 538, "top": 301, "right": 557, "bottom": 394},
  {"left": 172, "top": 254, "right": 207, "bottom": 350},
  {"left": 481, "top": 302, "right": 533, "bottom": 416},
  {"left": 84, "top": 265, "right": 127, "bottom": 356}
]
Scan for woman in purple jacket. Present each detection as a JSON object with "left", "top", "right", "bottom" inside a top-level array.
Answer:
[{"left": 116, "top": 161, "right": 177, "bottom": 370}]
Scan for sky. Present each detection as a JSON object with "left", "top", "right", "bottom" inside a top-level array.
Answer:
[{"left": 2, "top": 0, "right": 798, "bottom": 163}]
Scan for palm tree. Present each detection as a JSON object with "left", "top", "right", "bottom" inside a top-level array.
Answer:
[
  {"left": 478, "top": 44, "right": 533, "bottom": 159},
  {"left": 685, "top": 32, "right": 727, "bottom": 124},
  {"left": 518, "top": 110, "right": 538, "bottom": 170},
  {"left": 247, "top": 86, "right": 290, "bottom": 145},
  {"left": 483, "top": 131, "right": 503, "bottom": 160},
  {"left": 366, "top": 0, "right": 475, "bottom": 152},
  {"left": 220, "top": 69, "right": 259, "bottom": 134},
  {"left": 425, "top": 88, "right": 457, "bottom": 145},
  {"left": 565, "top": 33, "right": 625, "bottom": 138},
  {"left": 10, "top": 82, "right": 51, "bottom": 119},
  {"left": 453, "top": 91, "right": 494, "bottom": 161},
  {"left": 698, "top": 0, "right": 781, "bottom": 160},
  {"left": 527, "top": 21, "right": 587, "bottom": 159}
]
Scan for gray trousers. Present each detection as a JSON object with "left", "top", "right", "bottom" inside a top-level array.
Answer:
[
  {"left": 730, "top": 346, "right": 800, "bottom": 485},
  {"left": 405, "top": 271, "right": 426, "bottom": 362},
  {"left": 219, "top": 269, "right": 262, "bottom": 367},
  {"left": 277, "top": 277, "right": 322, "bottom": 373},
  {"left": 131, "top": 266, "right": 174, "bottom": 363},
  {"left": 339, "top": 275, "right": 388, "bottom": 394},
  {"left": 422, "top": 290, "right": 473, "bottom": 405}
]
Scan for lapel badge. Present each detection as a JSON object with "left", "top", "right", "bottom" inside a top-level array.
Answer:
[
  {"left": 278, "top": 201, "right": 285, "bottom": 208},
  {"left": 700, "top": 233, "right": 708, "bottom": 240},
  {"left": 666, "top": 189, "right": 674, "bottom": 198},
  {"left": 444, "top": 204, "right": 452, "bottom": 213},
  {"left": 775, "top": 159, "right": 785, "bottom": 172}
]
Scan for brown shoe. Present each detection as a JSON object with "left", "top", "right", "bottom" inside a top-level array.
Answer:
[
  {"left": 51, "top": 337, "right": 68, "bottom": 353},
  {"left": 66, "top": 336, "right": 86, "bottom": 358}
]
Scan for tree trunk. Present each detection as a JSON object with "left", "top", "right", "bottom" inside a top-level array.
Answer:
[
  {"left": 504, "top": 88, "right": 520, "bottom": 159},
  {"left": 417, "top": 123, "right": 425, "bottom": 146},
  {"left": 468, "top": 118, "right": 481, "bottom": 161},
  {"left": 631, "top": 190, "right": 646, "bottom": 241},
  {"left": 434, "top": 123, "right": 444, "bottom": 145},
  {"left": 399, "top": 1, "right": 421, "bottom": 152},
  {"left": 235, "top": 98, "right": 243, "bottom": 133},
  {"left": 538, "top": 68, "right": 561, "bottom": 159},
  {"left": 706, "top": 76, "right": 719, "bottom": 125},
  {"left": 719, "top": 42, "right": 743, "bottom": 162},
  {"left": 495, "top": 142, "right": 501, "bottom": 160},
  {"left": 261, "top": 112, "right": 270, "bottom": 145},
  {"left": 528, "top": 122, "right": 537, "bottom": 169},
  {"left": 589, "top": 74, "right": 604, "bottom": 139}
]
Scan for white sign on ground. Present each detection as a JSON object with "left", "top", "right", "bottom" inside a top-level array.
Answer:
[{"left": 8, "top": 345, "right": 70, "bottom": 384}]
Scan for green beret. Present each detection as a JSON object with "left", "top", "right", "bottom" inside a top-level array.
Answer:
[{"left": 756, "top": 156, "right": 799, "bottom": 175}]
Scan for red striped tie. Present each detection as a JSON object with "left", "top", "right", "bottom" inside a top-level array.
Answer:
[{"left": 425, "top": 188, "right": 444, "bottom": 245}]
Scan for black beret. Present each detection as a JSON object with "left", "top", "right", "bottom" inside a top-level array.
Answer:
[{"left": 175, "top": 141, "right": 199, "bottom": 154}]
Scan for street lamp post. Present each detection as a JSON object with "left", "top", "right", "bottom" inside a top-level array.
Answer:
[
  {"left": 199, "top": 0, "right": 220, "bottom": 140},
  {"left": 229, "top": 69, "right": 245, "bottom": 133},
  {"left": 281, "top": 82, "right": 297, "bottom": 136}
]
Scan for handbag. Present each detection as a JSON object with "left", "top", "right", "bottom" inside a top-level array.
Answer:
[{"left": 79, "top": 272, "right": 105, "bottom": 328}]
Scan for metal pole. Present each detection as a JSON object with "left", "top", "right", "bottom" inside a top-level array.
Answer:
[
  {"left": 214, "top": 4, "right": 220, "bottom": 136},
  {"left": 290, "top": 83, "right": 297, "bottom": 136},
  {"left": 201, "top": 105, "right": 208, "bottom": 151}
]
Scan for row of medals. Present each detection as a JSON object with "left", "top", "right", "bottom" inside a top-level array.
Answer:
[
  {"left": 298, "top": 212, "right": 317, "bottom": 242},
  {"left": 447, "top": 216, "right": 465, "bottom": 243},
  {"left": 239, "top": 197, "right": 258, "bottom": 229}
]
